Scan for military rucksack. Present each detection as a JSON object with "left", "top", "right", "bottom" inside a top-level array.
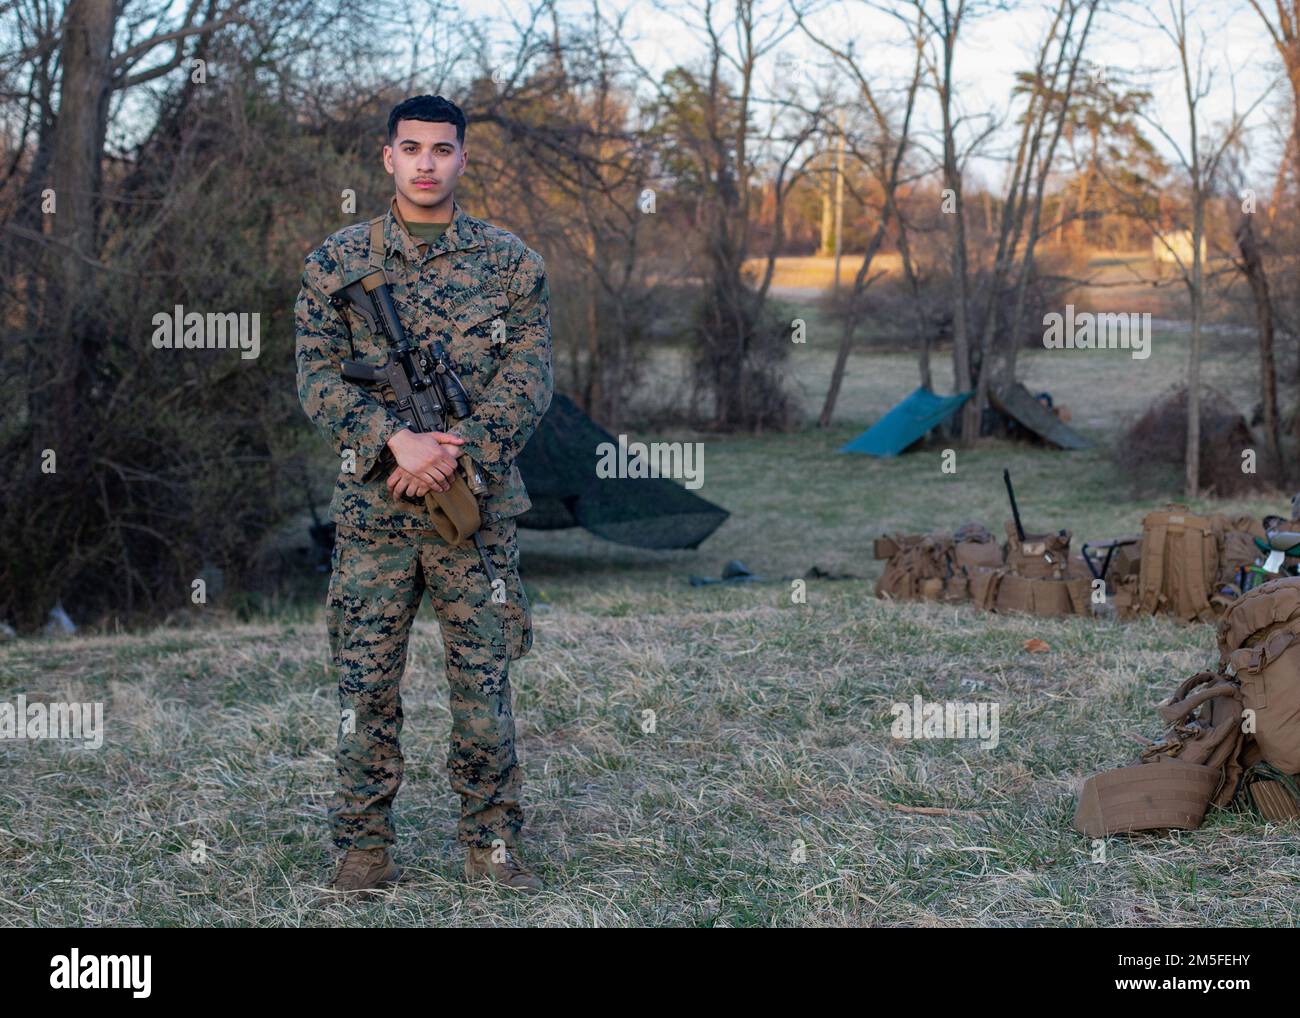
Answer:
[
  {"left": 874, "top": 524, "right": 1002, "bottom": 605},
  {"left": 874, "top": 533, "right": 952, "bottom": 602},
  {"left": 1003, "top": 521, "right": 1071, "bottom": 579},
  {"left": 944, "top": 522, "right": 1001, "bottom": 602},
  {"left": 1216, "top": 576, "right": 1300, "bottom": 774},
  {"left": 1074, "top": 671, "right": 1248, "bottom": 837},
  {"left": 1076, "top": 577, "right": 1300, "bottom": 837},
  {"left": 1131, "top": 507, "right": 1223, "bottom": 623},
  {"left": 970, "top": 522, "right": 1090, "bottom": 617}
]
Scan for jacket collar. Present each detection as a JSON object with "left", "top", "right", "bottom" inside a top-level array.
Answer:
[{"left": 383, "top": 195, "right": 481, "bottom": 264}]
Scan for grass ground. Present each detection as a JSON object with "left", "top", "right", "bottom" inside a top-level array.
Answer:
[{"left": 4, "top": 259, "right": 1298, "bottom": 927}]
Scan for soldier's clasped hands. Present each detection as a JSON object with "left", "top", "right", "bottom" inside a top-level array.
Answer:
[{"left": 386, "top": 428, "right": 465, "bottom": 496}]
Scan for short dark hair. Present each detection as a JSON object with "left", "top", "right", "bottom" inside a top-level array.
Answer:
[{"left": 387, "top": 95, "right": 466, "bottom": 146}]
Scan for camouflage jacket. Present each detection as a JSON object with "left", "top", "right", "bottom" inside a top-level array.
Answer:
[{"left": 295, "top": 196, "right": 553, "bottom": 529}]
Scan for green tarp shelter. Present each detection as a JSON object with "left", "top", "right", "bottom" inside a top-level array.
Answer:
[
  {"left": 515, "top": 393, "right": 730, "bottom": 550},
  {"left": 839, "top": 386, "right": 972, "bottom": 457},
  {"left": 990, "top": 383, "right": 1091, "bottom": 450}
]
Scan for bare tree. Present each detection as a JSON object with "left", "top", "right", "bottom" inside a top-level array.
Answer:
[
  {"left": 447, "top": 1, "right": 654, "bottom": 426},
  {"left": 789, "top": 0, "right": 926, "bottom": 427},
  {"left": 998, "top": 0, "right": 1099, "bottom": 386},
  {"left": 10, "top": 0, "right": 245, "bottom": 461},
  {"left": 1245, "top": 0, "right": 1300, "bottom": 207},
  {"left": 974, "top": 0, "right": 1099, "bottom": 411},
  {"left": 920, "top": 0, "right": 979, "bottom": 441},
  {"left": 1122, "top": 0, "right": 1266, "bottom": 497},
  {"left": 611, "top": 0, "right": 819, "bottom": 430}
]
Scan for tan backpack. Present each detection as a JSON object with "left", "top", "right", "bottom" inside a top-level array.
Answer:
[
  {"left": 971, "top": 569, "right": 1091, "bottom": 616},
  {"left": 875, "top": 524, "right": 1004, "bottom": 604},
  {"left": 1132, "top": 508, "right": 1223, "bottom": 623},
  {"left": 1004, "top": 522, "right": 1071, "bottom": 579},
  {"left": 1074, "top": 671, "right": 1247, "bottom": 837},
  {"left": 1216, "top": 576, "right": 1300, "bottom": 774},
  {"left": 874, "top": 533, "right": 952, "bottom": 602},
  {"left": 952, "top": 522, "right": 1002, "bottom": 572},
  {"left": 944, "top": 523, "right": 1001, "bottom": 602},
  {"left": 972, "top": 522, "right": 1090, "bottom": 617}
]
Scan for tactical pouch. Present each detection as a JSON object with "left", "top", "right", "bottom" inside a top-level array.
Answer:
[
  {"left": 1073, "top": 671, "right": 1247, "bottom": 837},
  {"left": 1074, "top": 761, "right": 1222, "bottom": 838},
  {"left": 995, "top": 574, "right": 1035, "bottom": 613},
  {"left": 423, "top": 475, "right": 482, "bottom": 547},
  {"left": 920, "top": 576, "right": 944, "bottom": 601},
  {"left": 970, "top": 567, "right": 1004, "bottom": 611},
  {"left": 873, "top": 536, "right": 901, "bottom": 559},
  {"left": 875, "top": 533, "right": 951, "bottom": 602},
  {"left": 954, "top": 539, "right": 1002, "bottom": 573},
  {"left": 1244, "top": 763, "right": 1300, "bottom": 821},
  {"left": 1004, "top": 521, "right": 1071, "bottom": 579},
  {"left": 1217, "top": 576, "right": 1300, "bottom": 773},
  {"left": 943, "top": 575, "right": 970, "bottom": 603},
  {"left": 971, "top": 570, "right": 1089, "bottom": 617}
]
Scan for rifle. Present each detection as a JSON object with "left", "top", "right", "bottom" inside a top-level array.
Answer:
[
  {"left": 1003, "top": 469, "right": 1025, "bottom": 543},
  {"left": 330, "top": 268, "right": 497, "bottom": 584}
]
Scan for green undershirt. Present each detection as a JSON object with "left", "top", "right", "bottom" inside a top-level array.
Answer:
[{"left": 404, "top": 220, "right": 449, "bottom": 248}]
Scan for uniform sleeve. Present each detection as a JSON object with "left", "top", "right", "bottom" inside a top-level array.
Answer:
[
  {"left": 295, "top": 244, "right": 406, "bottom": 479},
  {"left": 450, "top": 246, "right": 554, "bottom": 481}
]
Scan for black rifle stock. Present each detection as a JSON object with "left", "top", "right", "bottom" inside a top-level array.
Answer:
[
  {"left": 330, "top": 269, "right": 496, "bottom": 583},
  {"left": 1003, "top": 468, "right": 1026, "bottom": 543}
]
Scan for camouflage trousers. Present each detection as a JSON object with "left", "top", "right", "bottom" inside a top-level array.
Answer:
[{"left": 325, "top": 517, "right": 533, "bottom": 851}]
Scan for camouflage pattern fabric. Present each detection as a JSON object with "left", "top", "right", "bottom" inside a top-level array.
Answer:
[
  {"left": 295, "top": 196, "right": 553, "bottom": 529},
  {"left": 295, "top": 198, "right": 552, "bottom": 852},
  {"left": 326, "top": 517, "right": 533, "bottom": 850}
]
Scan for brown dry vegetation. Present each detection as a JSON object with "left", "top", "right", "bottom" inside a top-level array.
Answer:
[{"left": 4, "top": 300, "right": 1297, "bottom": 927}]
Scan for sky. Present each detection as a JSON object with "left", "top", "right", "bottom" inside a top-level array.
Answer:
[
  {"left": 97, "top": 0, "right": 1287, "bottom": 196},
  {"left": 465, "top": 0, "right": 1285, "bottom": 193}
]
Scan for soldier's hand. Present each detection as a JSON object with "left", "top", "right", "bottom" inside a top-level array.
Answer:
[
  {"left": 386, "top": 429, "right": 464, "bottom": 492},
  {"left": 386, "top": 467, "right": 433, "bottom": 498}
]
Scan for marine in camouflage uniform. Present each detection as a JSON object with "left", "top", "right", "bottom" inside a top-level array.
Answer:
[{"left": 295, "top": 193, "right": 552, "bottom": 867}]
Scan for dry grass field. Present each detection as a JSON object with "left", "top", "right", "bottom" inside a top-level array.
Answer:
[{"left": 4, "top": 253, "right": 1298, "bottom": 927}]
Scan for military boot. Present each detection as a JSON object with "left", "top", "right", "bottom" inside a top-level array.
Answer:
[
  {"left": 318, "top": 847, "right": 401, "bottom": 901},
  {"left": 464, "top": 844, "right": 542, "bottom": 894}
]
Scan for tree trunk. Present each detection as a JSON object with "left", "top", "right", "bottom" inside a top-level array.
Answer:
[
  {"left": 819, "top": 152, "right": 834, "bottom": 256},
  {"left": 942, "top": 73, "right": 973, "bottom": 438},
  {"left": 584, "top": 278, "right": 601, "bottom": 419},
  {"left": 45, "top": 0, "right": 116, "bottom": 449},
  {"left": 1286, "top": 51, "right": 1300, "bottom": 402},
  {"left": 1236, "top": 214, "right": 1285, "bottom": 485},
  {"left": 897, "top": 216, "right": 931, "bottom": 391},
  {"left": 1073, "top": 157, "right": 1092, "bottom": 247},
  {"left": 818, "top": 214, "right": 891, "bottom": 427},
  {"left": 1187, "top": 207, "right": 1203, "bottom": 498}
]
